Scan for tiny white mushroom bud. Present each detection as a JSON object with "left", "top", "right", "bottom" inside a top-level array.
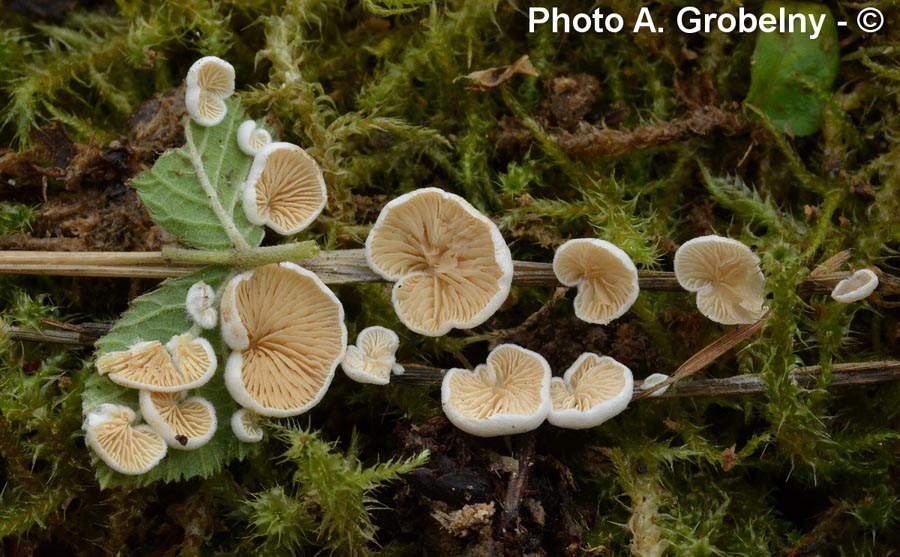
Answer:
[
  {"left": 231, "top": 408, "right": 264, "bottom": 443},
  {"left": 237, "top": 120, "right": 273, "bottom": 156},
  {"left": 186, "top": 281, "right": 217, "bottom": 330},
  {"left": 831, "top": 269, "right": 879, "bottom": 303},
  {"left": 641, "top": 373, "right": 670, "bottom": 397}
]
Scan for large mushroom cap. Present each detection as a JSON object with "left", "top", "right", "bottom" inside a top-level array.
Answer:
[
  {"left": 553, "top": 238, "right": 639, "bottom": 325},
  {"left": 441, "top": 344, "right": 551, "bottom": 437},
  {"left": 831, "top": 268, "right": 879, "bottom": 303},
  {"left": 185, "top": 56, "right": 235, "bottom": 127},
  {"left": 96, "top": 335, "right": 216, "bottom": 392},
  {"left": 241, "top": 142, "right": 327, "bottom": 235},
  {"left": 84, "top": 404, "right": 167, "bottom": 475},
  {"left": 365, "top": 188, "right": 513, "bottom": 336},
  {"left": 139, "top": 390, "right": 217, "bottom": 450},
  {"left": 341, "top": 326, "right": 401, "bottom": 385},
  {"left": 674, "top": 235, "right": 766, "bottom": 325},
  {"left": 221, "top": 262, "right": 347, "bottom": 417},
  {"left": 548, "top": 353, "right": 633, "bottom": 429},
  {"left": 231, "top": 408, "right": 264, "bottom": 443}
]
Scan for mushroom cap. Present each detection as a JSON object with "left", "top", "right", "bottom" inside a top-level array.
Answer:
[
  {"left": 553, "top": 238, "right": 639, "bottom": 325},
  {"left": 185, "top": 56, "right": 235, "bottom": 127},
  {"left": 341, "top": 326, "right": 401, "bottom": 385},
  {"left": 547, "top": 353, "right": 633, "bottom": 429},
  {"left": 673, "top": 235, "right": 766, "bottom": 325},
  {"left": 441, "top": 344, "right": 551, "bottom": 437},
  {"left": 231, "top": 408, "right": 264, "bottom": 443},
  {"left": 139, "top": 390, "right": 217, "bottom": 450},
  {"left": 365, "top": 188, "right": 513, "bottom": 336},
  {"left": 641, "top": 373, "right": 670, "bottom": 397},
  {"left": 186, "top": 281, "right": 217, "bottom": 330},
  {"left": 241, "top": 142, "right": 327, "bottom": 235},
  {"left": 84, "top": 403, "right": 167, "bottom": 475},
  {"left": 831, "top": 269, "right": 879, "bottom": 303},
  {"left": 237, "top": 120, "right": 272, "bottom": 156},
  {"left": 96, "top": 335, "right": 217, "bottom": 392},
  {"left": 221, "top": 262, "right": 347, "bottom": 417}
]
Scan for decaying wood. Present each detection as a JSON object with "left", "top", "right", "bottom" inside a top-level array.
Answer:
[{"left": 0, "top": 250, "right": 897, "bottom": 301}]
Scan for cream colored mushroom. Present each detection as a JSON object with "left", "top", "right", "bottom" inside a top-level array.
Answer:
[
  {"left": 231, "top": 408, "right": 264, "bottom": 443},
  {"left": 441, "top": 344, "right": 551, "bottom": 437},
  {"left": 641, "top": 373, "right": 670, "bottom": 397},
  {"left": 831, "top": 269, "right": 879, "bottom": 303},
  {"left": 220, "top": 262, "right": 347, "bottom": 417},
  {"left": 237, "top": 120, "right": 272, "bottom": 156},
  {"left": 553, "top": 238, "right": 639, "bottom": 325},
  {"left": 674, "top": 235, "right": 766, "bottom": 325},
  {"left": 341, "top": 326, "right": 401, "bottom": 385},
  {"left": 185, "top": 56, "right": 235, "bottom": 127},
  {"left": 366, "top": 188, "right": 514, "bottom": 336},
  {"left": 139, "top": 390, "right": 217, "bottom": 450},
  {"left": 547, "top": 353, "right": 633, "bottom": 429},
  {"left": 241, "top": 142, "right": 327, "bottom": 235},
  {"left": 96, "top": 334, "right": 216, "bottom": 392},
  {"left": 186, "top": 281, "right": 217, "bottom": 330},
  {"left": 84, "top": 403, "right": 167, "bottom": 475}
]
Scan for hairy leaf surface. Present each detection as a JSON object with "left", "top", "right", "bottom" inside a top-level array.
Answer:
[{"left": 131, "top": 98, "right": 264, "bottom": 249}]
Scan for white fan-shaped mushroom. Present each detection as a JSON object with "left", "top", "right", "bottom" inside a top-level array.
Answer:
[
  {"left": 185, "top": 56, "right": 235, "bottom": 127},
  {"left": 139, "top": 390, "right": 217, "bottom": 450},
  {"left": 366, "top": 188, "right": 514, "bottom": 336},
  {"left": 237, "top": 120, "right": 273, "bottom": 156},
  {"left": 553, "top": 238, "right": 639, "bottom": 325},
  {"left": 84, "top": 403, "right": 167, "bottom": 475},
  {"left": 231, "top": 408, "right": 264, "bottom": 443},
  {"left": 241, "top": 142, "right": 327, "bottom": 235},
  {"left": 674, "top": 236, "right": 766, "bottom": 325},
  {"left": 831, "top": 269, "right": 879, "bottom": 303},
  {"left": 220, "top": 262, "right": 347, "bottom": 417},
  {"left": 641, "top": 373, "right": 670, "bottom": 397},
  {"left": 96, "top": 334, "right": 216, "bottom": 392},
  {"left": 186, "top": 281, "right": 217, "bottom": 330},
  {"left": 441, "top": 344, "right": 551, "bottom": 437},
  {"left": 341, "top": 326, "right": 401, "bottom": 385},
  {"left": 548, "top": 353, "right": 633, "bottom": 429}
]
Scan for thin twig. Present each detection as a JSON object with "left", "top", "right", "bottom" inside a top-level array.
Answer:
[
  {"left": 634, "top": 317, "right": 768, "bottom": 400},
  {"left": 0, "top": 250, "right": 897, "bottom": 301},
  {"left": 394, "top": 361, "right": 900, "bottom": 397}
]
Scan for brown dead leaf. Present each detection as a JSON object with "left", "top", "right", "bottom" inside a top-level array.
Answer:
[{"left": 458, "top": 55, "right": 538, "bottom": 91}]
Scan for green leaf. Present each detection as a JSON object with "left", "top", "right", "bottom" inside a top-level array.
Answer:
[
  {"left": 85, "top": 267, "right": 258, "bottom": 489},
  {"left": 745, "top": 1, "right": 839, "bottom": 137},
  {"left": 131, "top": 98, "right": 265, "bottom": 249}
]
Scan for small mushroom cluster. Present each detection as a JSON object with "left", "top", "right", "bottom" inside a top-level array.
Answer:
[
  {"left": 86, "top": 57, "right": 340, "bottom": 475},
  {"left": 87, "top": 55, "right": 883, "bottom": 474},
  {"left": 440, "top": 345, "right": 638, "bottom": 436},
  {"left": 88, "top": 334, "right": 219, "bottom": 474}
]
